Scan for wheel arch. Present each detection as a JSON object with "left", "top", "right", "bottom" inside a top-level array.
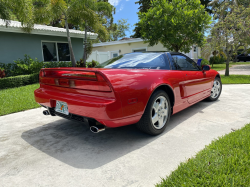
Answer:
[
  {"left": 146, "top": 84, "right": 175, "bottom": 115},
  {"left": 216, "top": 73, "right": 221, "bottom": 79}
]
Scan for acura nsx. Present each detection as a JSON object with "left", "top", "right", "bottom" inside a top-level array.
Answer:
[{"left": 34, "top": 52, "right": 222, "bottom": 135}]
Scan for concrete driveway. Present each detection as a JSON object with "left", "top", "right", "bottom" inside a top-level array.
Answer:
[
  {"left": 218, "top": 64, "right": 250, "bottom": 75},
  {"left": 1, "top": 85, "right": 250, "bottom": 187}
]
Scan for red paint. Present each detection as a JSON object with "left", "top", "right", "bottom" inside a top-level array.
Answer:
[{"left": 34, "top": 67, "right": 219, "bottom": 128}]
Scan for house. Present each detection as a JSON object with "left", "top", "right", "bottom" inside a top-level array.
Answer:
[
  {"left": 87, "top": 38, "right": 201, "bottom": 64},
  {"left": 0, "top": 19, "right": 97, "bottom": 64}
]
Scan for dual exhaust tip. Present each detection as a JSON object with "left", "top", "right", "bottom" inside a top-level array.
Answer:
[
  {"left": 43, "top": 110, "right": 105, "bottom": 133},
  {"left": 43, "top": 110, "right": 50, "bottom": 115},
  {"left": 90, "top": 125, "right": 106, "bottom": 133}
]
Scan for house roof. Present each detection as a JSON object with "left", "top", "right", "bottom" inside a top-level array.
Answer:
[
  {"left": 93, "top": 38, "right": 144, "bottom": 47},
  {"left": 0, "top": 19, "right": 98, "bottom": 39}
]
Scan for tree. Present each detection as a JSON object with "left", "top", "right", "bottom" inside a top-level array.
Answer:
[
  {"left": 210, "top": 3, "right": 250, "bottom": 76},
  {"left": 33, "top": 0, "right": 114, "bottom": 64},
  {"left": 131, "top": 0, "right": 213, "bottom": 38},
  {"left": 0, "top": 0, "right": 34, "bottom": 31},
  {"left": 209, "top": 0, "right": 242, "bottom": 7},
  {"left": 110, "top": 19, "right": 130, "bottom": 41},
  {"left": 81, "top": 0, "right": 113, "bottom": 63},
  {"left": 48, "top": 0, "right": 103, "bottom": 67},
  {"left": 138, "top": 0, "right": 211, "bottom": 53}
]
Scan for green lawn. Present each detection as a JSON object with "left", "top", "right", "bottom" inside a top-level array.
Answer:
[
  {"left": 156, "top": 123, "right": 250, "bottom": 187},
  {"left": 211, "top": 62, "right": 250, "bottom": 71},
  {"left": 221, "top": 75, "right": 250, "bottom": 84},
  {"left": 0, "top": 83, "right": 40, "bottom": 116}
]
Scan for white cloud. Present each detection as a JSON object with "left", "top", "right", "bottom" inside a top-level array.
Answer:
[
  {"left": 109, "top": 0, "right": 121, "bottom": 6},
  {"left": 119, "top": 4, "right": 124, "bottom": 11}
]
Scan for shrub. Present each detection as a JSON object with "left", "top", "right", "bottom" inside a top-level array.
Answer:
[
  {"left": 0, "top": 55, "right": 72, "bottom": 77},
  {"left": 0, "top": 68, "right": 6, "bottom": 78},
  {"left": 43, "top": 61, "right": 72, "bottom": 68},
  {"left": 0, "top": 62, "right": 18, "bottom": 77},
  {"left": 76, "top": 59, "right": 86, "bottom": 67},
  {"left": 209, "top": 55, "right": 225, "bottom": 65},
  {"left": 198, "top": 57, "right": 209, "bottom": 66},
  {"left": 0, "top": 73, "right": 39, "bottom": 89},
  {"left": 86, "top": 60, "right": 99, "bottom": 68},
  {"left": 14, "top": 54, "right": 44, "bottom": 75}
]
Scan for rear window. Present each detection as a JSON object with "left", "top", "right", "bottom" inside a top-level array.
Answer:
[{"left": 96, "top": 53, "right": 170, "bottom": 69}]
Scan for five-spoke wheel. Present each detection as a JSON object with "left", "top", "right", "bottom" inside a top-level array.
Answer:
[
  {"left": 151, "top": 96, "right": 169, "bottom": 129},
  {"left": 207, "top": 77, "right": 222, "bottom": 101},
  {"left": 136, "top": 90, "right": 171, "bottom": 135}
]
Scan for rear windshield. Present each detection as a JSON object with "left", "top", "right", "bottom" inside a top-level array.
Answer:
[{"left": 96, "top": 53, "right": 169, "bottom": 69}]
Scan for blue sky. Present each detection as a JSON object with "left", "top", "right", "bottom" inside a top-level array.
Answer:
[{"left": 109, "top": 0, "right": 140, "bottom": 38}]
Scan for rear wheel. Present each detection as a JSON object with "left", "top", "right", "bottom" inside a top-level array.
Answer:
[
  {"left": 136, "top": 90, "right": 171, "bottom": 135},
  {"left": 206, "top": 77, "right": 222, "bottom": 101}
]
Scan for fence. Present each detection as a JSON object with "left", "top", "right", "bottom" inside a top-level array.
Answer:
[{"left": 87, "top": 51, "right": 110, "bottom": 64}]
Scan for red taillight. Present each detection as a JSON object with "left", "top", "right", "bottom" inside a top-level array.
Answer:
[
  {"left": 42, "top": 70, "right": 97, "bottom": 80},
  {"left": 39, "top": 70, "right": 111, "bottom": 92}
]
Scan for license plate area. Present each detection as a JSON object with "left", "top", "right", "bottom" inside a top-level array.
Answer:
[{"left": 55, "top": 101, "right": 69, "bottom": 115}]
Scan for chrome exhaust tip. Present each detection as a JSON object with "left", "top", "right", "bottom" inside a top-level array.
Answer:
[
  {"left": 90, "top": 125, "right": 106, "bottom": 133},
  {"left": 43, "top": 110, "right": 50, "bottom": 115}
]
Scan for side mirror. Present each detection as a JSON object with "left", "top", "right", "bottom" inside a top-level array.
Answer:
[{"left": 202, "top": 65, "right": 210, "bottom": 71}]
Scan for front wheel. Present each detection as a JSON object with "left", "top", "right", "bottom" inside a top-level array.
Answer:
[
  {"left": 206, "top": 77, "right": 222, "bottom": 101},
  {"left": 136, "top": 90, "right": 171, "bottom": 135}
]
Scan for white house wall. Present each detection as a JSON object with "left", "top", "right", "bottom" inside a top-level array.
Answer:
[{"left": 90, "top": 41, "right": 201, "bottom": 63}]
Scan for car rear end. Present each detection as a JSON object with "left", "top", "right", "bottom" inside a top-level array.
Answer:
[{"left": 34, "top": 68, "right": 124, "bottom": 129}]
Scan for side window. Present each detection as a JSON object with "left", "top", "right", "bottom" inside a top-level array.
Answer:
[{"left": 172, "top": 55, "right": 199, "bottom": 71}]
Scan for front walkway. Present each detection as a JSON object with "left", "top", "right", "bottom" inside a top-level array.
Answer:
[{"left": 218, "top": 64, "right": 250, "bottom": 75}]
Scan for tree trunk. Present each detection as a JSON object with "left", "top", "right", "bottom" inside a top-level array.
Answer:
[
  {"left": 83, "top": 23, "right": 87, "bottom": 64},
  {"left": 65, "top": 17, "right": 76, "bottom": 67},
  {"left": 225, "top": 57, "right": 230, "bottom": 76},
  {"left": 234, "top": 54, "right": 237, "bottom": 62},
  {"left": 212, "top": 56, "right": 214, "bottom": 68}
]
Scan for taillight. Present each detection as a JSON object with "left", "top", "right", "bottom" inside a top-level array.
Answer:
[
  {"left": 42, "top": 70, "right": 97, "bottom": 80},
  {"left": 39, "top": 70, "right": 111, "bottom": 92}
]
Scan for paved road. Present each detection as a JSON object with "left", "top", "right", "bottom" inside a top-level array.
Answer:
[
  {"left": 1, "top": 85, "right": 250, "bottom": 187},
  {"left": 218, "top": 64, "right": 250, "bottom": 75}
]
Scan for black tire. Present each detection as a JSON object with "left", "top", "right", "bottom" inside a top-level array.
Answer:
[
  {"left": 206, "top": 77, "right": 222, "bottom": 101},
  {"left": 136, "top": 90, "right": 171, "bottom": 135}
]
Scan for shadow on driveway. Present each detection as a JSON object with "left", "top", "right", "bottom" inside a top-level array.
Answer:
[{"left": 21, "top": 100, "right": 217, "bottom": 169}]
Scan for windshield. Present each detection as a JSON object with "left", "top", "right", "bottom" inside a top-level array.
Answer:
[{"left": 96, "top": 53, "right": 169, "bottom": 69}]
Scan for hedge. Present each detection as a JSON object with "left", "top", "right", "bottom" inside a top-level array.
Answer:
[{"left": 0, "top": 73, "right": 39, "bottom": 89}]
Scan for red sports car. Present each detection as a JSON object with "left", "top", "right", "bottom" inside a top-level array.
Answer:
[{"left": 34, "top": 52, "right": 222, "bottom": 135}]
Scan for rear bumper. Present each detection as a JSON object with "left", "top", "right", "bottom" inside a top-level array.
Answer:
[{"left": 34, "top": 87, "right": 141, "bottom": 127}]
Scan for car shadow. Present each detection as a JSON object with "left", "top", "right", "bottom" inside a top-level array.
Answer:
[{"left": 21, "top": 99, "right": 218, "bottom": 169}]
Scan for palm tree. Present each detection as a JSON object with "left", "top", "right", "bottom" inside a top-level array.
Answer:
[{"left": 44, "top": 0, "right": 113, "bottom": 67}]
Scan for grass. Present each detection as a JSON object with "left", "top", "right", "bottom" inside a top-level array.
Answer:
[
  {"left": 156, "top": 123, "right": 250, "bottom": 187},
  {"left": 221, "top": 75, "right": 250, "bottom": 84},
  {"left": 0, "top": 83, "right": 40, "bottom": 116},
  {"left": 211, "top": 62, "right": 250, "bottom": 71}
]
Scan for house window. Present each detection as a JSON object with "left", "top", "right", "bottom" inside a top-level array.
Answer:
[
  {"left": 112, "top": 53, "right": 118, "bottom": 58},
  {"left": 193, "top": 46, "right": 197, "bottom": 52},
  {"left": 111, "top": 51, "right": 119, "bottom": 58},
  {"left": 42, "top": 42, "right": 70, "bottom": 61},
  {"left": 132, "top": 48, "right": 147, "bottom": 52}
]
